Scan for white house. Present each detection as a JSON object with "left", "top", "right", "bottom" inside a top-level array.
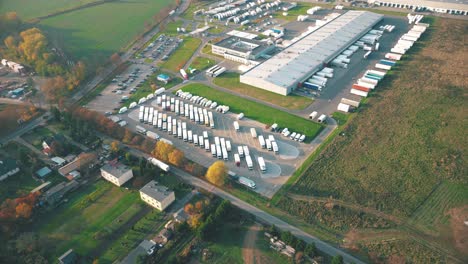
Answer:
[
  {"left": 139, "top": 180, "right": 175, "bottom": 211},
  {"left": 100, "top": 162, "right": 133, "bottom": 187},
  {"left": 0, "top": 158, "right": 20, "bottom": 181}
]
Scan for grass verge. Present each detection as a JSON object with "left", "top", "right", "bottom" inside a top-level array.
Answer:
[
  {"left": 178, "top": 83, "right": 323, "bottom": 141},
  {"left": 160, "top": 37, "right": 202, "bottom": 72},
  {"left": 213, "top": 72, "right": 312, "bottom": 110}
]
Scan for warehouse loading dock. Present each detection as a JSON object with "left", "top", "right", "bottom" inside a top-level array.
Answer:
[{"left": 240, "top": 11, "right": 383, "bottom": 95}]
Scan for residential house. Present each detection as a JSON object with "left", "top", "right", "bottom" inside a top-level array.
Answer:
[
  {"left": 100, "top": 161, "right": 133, "bottom": 187},
  {"left": 139, "top": 180, "right": 175, "bottom": 211},
  {"left": 44, "top": 180, "right": 79, "bottom": 206},
  {"left": 42, "top": 134, "right": 66, "bottom": 156},
  {"left": 58, "top": 152, "right": 97, "bottom": 178},
  {"left": 51, "top": 156, "right": 66, "bottom": 167},
  {"left": 0, "top": 158, "right": 19, "bottom": 181},
  {"left": 173, "top": 207, "right": 189, "bottom": 223}
]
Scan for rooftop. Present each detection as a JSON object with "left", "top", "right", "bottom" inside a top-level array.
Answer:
[
  {"left": 140, "top": 180, "right": 174, "bottom": 202},
  {"left": 101, "top": 162, "right": 132, "bottom": 178},
  {"left": 36, "top": 167, "right": 52, "bottom": 178},
  {"left": 241, "top": 11, "right": 383, "bottom": 89},
  {"left": 213, "top": 36, "right": 273, "bottom": 56}
]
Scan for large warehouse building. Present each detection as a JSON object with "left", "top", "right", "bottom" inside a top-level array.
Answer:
[{"left": 240, "top": 11, "right": 383, "bottom": 95}]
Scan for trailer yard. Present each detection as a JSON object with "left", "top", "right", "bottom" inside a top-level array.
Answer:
[
  {"left": 120, "top": 90, "right": 315, "bottom": 198},
  {"left": 84, "top": 1, "right": 431, "bottom": 199}
]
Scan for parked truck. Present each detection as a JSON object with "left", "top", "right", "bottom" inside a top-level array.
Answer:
[
  {"left": 258, "top": 157, "right": 266, "bottom": 173},
  {"left": 148, "top": 157, "right": 170, "bottom": 172},
  {"left": 250, "top": 128, "right": 257, "bottom": 138},
  {"left": 245, "top": 155, "right": 253, "bottom": 170},
  {"left": 239, "top": 176, "right": 256, "bottom": 189},
  {"left": 136, "top": 125, "right": 147, "bottom": 134}
]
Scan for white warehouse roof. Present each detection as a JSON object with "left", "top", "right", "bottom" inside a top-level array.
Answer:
[{"left": 240, "top": 11, "right": 383, "bottom": 95}]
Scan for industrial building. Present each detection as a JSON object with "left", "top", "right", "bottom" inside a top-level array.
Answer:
[
  {"left": 139, "top": 180, "right": 175, "bottom": 211},
  {"left": 212, "top": 36, "right": 275, "bottom": 64},
  {"left": 240, "top": 11, "right": 383, "bottom": 95},
  {"left": 368, "top": 0, "right": 468, "bottom": 15}
]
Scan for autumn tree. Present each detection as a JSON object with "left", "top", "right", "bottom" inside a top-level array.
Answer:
[
  {"left": 15, "top": 203, "right": 33, "bottom": 219},
  {"left": 152, "top": 141, "right": 175, "bottom": 162},
  {"left": 168, "top": 149, "right": 185, "bottom": 166},
  {"left": 110, "top": 53, "right": 121, "bottom": 65},
  {"left": 205, "top": 161, "right": 227, "bottom": 186},
  {"left": 184, "top": 203, "right": 194, "bottom": 215},
  {"left": 110, "top": 141, "right": 119, "bottom": 153},
  {"left": 42, "top": 76, "right": 67, "bottom": 103}
]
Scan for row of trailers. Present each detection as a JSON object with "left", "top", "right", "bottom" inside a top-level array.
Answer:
[
  {"left": 206, "top": 64, "right": 226, "bottom": 78},
  {"left": 298, "top": 28, "right": 387, "bottom": 94},
  {"left": 339, "top": 22, "right": 429, "bottom": 112},
  {"left": 139, "top": 95, "right": 216, "bottom": 130}
]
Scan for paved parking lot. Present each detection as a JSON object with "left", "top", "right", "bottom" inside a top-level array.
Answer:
[
  {"left": 119, "top": 92, "right": 311, "bottom": 198},
  {"left": 87, "top": 64, "right": 154, "bottom": 113}
]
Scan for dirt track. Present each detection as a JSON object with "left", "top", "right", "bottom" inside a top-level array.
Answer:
[{"left": 242, "top": 224, "right": 262, "bottom": 264}]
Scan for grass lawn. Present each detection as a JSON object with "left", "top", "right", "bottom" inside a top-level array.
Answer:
[
  {"left": 99, "top": 209, "right": 165, "bottom": 263},
  {"left": 189, "top": 56, "right": 215, "bottom": 72},
  {"left": 164, "top": 20, "right": 184, "bottom": 36},
  {"left": 409, "top": 181, "right": 468, "bottom": 234},
  {"left": 0, "top": 0, "right": 98, "bottom": 20},
  {"left": 273, "top": 2, "right": 334, "bottom": 22},
  {"left": 38, "top": 0, "right": 174, "bottom": 60},
  {"left": 213, "top": 72, "right": 312, "bottom": 110},
  {"left": 22, "top": 126, "right": 54, "bottom": 150},
  {"left": 202, "top": 223, "right": 248, "bottom": 264},
  {"left": 0, "top": 170, "right": 38, "bottom": 202},
  {"left": 160, "top": 36, "right": 202, "bottom": 72},
  {"left": 179, "top": 83, "right": 323, "bottom": 141},
  {"left": 208, "top": 25, "right": 226, "bottom": 34},
  {"left": 36, "top": 181, "right": 142, "bottom": 260}
]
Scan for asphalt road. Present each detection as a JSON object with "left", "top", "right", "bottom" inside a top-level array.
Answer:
[
  {"left": 0, "top": 114, "right": 46, "bottom": 145},
  {"left": 126, "top": 147, "right": 363, "bottom": 264}
]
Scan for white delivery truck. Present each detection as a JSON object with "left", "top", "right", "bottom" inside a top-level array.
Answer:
[
  {"left": 245, "top": 155, "right": 253, "bottom": 170},
  {"left": 234, "top": 154, "right": 240, "bottom": 166},
  {"left": 266, "top": 139, "right": 272, "bottom": 151},
  {"left": 233, "top": 121, "right": 240, "bottom": 132},
  {"left": 239, "top": 176, "right": 256, "bottom": 189},
  {"left": 272, "top": 141, "right": 279, "bottom": 154},
  {"left": 250, "top": 128, "right": 257, "bottom": 138},
  {"left": 136, "top": 125, "right": 147, "bottom": 134},
  {"left": 243, "top": 146, "right": 250, "bottom": 157},
  {"left": 211, "top": 144, "right": 216, "bottom": 157},
  {"left": 146, "top": 131, "right": 160, "bottom": 140},
  {"left": 147, "top": 157, "right": 170, "bottom": 172},
  {"left": 205, "top": 139, "right": 210, "bottom": 152},
  {"left": 258, "top": 157, "right": 266, "bottom": 173},
  {"left": 258, "top": 135, "right": 266, "bottom": 149},
  {"left": 226, "top": 140, "right": 232, "bottom": 151},
  {"left": 238, "top": 146, "right": 244, "bottom": 158}
]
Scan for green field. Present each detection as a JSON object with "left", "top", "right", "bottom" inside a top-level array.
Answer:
[
  {"left": 409, "top": 181, "right": 468, "bottom": 234},
  {"left": 284, "top": 18, "right": 467, "bottom": 217},
  {"left": 203, "top": 224, "right": 247, "bottom": 264},
  {"left": 0, "top": 0, "right": 98, "bottom": 20},
  {"left": 189, "top": 56, "right": 215, "bottom": 72},
  {"left": 100, "top": 209, "right": 164, "bottom": 263},
  {"left": 38, "top": 0, "right": 174, "bottom": 59},
  {"left": 273, "top": 2, "right": 333, "bottom": 21},
  {"left": 36, "top": 181, "right": 142, "bottom": 260},
  {"left": 179, "top": 83, "right": 323, "bottom": 141},
  {"left": 160, "top": 37, "right": 202, "bottom": 72},
  {"left": 213, "top": 73, "right": 312, "bottom": 110}
]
